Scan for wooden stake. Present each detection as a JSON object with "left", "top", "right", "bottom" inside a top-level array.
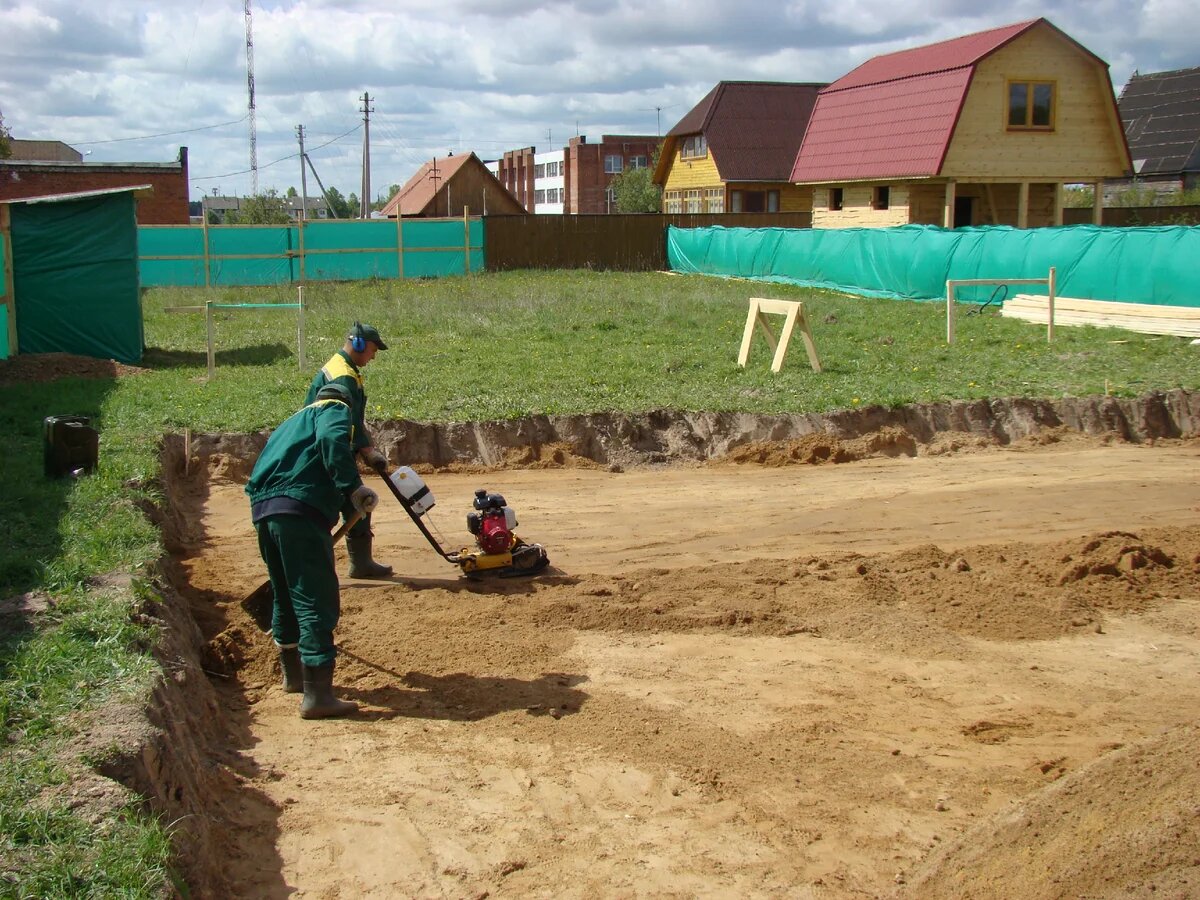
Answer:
[{"left": 205, "top": 300, "right": 215, "bottom": 379}]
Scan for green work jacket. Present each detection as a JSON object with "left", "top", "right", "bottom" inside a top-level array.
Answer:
[
  {"left": 306, "top": 350, "right": 370, "bottom": 452},
  {"left": 246, "top": 398, "right": 363, "bottom": 525}
]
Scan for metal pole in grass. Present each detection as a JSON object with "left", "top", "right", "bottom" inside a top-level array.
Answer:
[
  {"left": 297, "top": 284, "right": 306, "bottom": 370},
  {"left": 205, "top": 300, "right": 215, "bottom": 379}
]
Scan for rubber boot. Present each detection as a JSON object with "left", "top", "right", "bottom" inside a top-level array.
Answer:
[
  {"left": 279, "top": 645, "right": 303, "bottom": 693},
  {"left": 300, "top": 662, "right": 358, "bottom": 720},
  {"left": 347, "top": 533, "right": 393, "bottom": 579}
]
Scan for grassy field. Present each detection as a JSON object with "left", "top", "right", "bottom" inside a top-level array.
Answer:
[{"left": 1, "top": 269, "right": 1197, "bottom": 894}]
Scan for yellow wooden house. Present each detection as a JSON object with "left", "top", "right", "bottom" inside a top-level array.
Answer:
[
  {"left": 653, "top": 82, "right": 824, "bottom": 214},
  {"left": 790, "top": 18, "right": 1132, "bottom": 229}
]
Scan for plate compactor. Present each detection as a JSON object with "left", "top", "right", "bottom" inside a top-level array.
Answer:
[{"left": 374, "top": 462, "right": 550, "bottom": 577}]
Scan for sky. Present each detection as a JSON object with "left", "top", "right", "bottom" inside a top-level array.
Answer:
[{"left": 1, "top": 0, "right": 1194, "bottom": 205}]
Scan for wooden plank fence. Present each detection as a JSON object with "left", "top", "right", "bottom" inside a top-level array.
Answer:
[{"left": 484, "top": 212, "right": 812, "bottom": 272}]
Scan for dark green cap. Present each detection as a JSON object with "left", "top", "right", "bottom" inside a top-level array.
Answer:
[{"left": 350, "top": 322, "right": 387, "bottom": 351}]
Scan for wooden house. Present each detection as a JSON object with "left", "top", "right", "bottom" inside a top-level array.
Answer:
[
  {"left": 653, "top": 82, "right": 825, "bottom": 214},
  {"left": 380, "top": 152, "right": 524, "bottom": 218},
  {"left": 790, "top": 19, "right": 1132, "bottom": 229},
  {"left": 1112, "top": 66, "right": 1200, "bottom": 197}
]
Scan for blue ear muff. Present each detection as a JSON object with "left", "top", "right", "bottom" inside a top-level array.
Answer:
[{"left": 349, "top": 322, "right": 366, "bottom": 353}]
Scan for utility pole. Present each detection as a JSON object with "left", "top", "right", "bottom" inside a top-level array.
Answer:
[
  {"left": 244, "top": 0, "right": 257, "bottom": 194},
  {"left": 296, "top": 124, "right": 309, "bottom": 219},
  {"left": 360, "top": 92, "right": 373, "bottom": 219},
  {"left": 428, "top": 158, "right": 442, "bottom": 217}
]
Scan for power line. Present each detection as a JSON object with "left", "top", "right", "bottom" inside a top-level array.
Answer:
[
  {"left": 73, "top": 116, "right": 249, "bottom": 145},
  {"left": 192, "top": 124, "right": 360, "bottom": 182}
]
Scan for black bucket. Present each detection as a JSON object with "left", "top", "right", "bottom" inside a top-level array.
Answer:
[{"left": 43, "top": 415, "right": 100, "bottom": 478}]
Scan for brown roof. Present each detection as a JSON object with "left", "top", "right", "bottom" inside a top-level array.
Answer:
[
  {"left": 7, "top": 140, "right": 84, "bottom": 162},
  {"left": 655, "top": 82, "right": 826, "bottom": 184},
  {"left": 381, "top": 153, "right": 475, "bottom": 217},
  {"left": 1119, "top": 66, "right": 1200, "bottom": 177}
]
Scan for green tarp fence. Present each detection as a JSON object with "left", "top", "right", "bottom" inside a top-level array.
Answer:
[
  {"left": 1, "top": 215, "right": 8, "bottom": 360},
  {"left": 12, "top": 192, "right": 143, "bottom": 363},
  {"left": 667, "top": 224, "right": 1200, "bottom": 307},
  {"left": 140, "top": 218, "right": 484, "bottom": 286}
]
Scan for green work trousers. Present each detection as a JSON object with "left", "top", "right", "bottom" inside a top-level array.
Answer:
[{"left": 255, "top": 514, "right": 340, "bottom": 667}]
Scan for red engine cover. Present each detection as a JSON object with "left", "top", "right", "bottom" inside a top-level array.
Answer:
[{"left": 478, "top": 512, "right": 513, "bottom": 554}]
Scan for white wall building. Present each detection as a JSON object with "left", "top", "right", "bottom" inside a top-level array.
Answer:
[{"left": 532, "top": 149, "right": 565, "bottom": 214}]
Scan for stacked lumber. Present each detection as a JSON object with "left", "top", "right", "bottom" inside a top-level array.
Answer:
[{"left": 1002, "top": 294, "right": 1200, "bottom": 337}]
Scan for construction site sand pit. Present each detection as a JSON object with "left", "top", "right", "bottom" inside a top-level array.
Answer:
[{"left": 167, "top": 422, "right": 1200, "bottom": 899}]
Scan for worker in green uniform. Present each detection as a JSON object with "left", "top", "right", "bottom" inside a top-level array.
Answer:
[
  {"left": 305, "top": 321, "right": 393, "bottom": 579},
  {"left": 246, "top": 382, "right": 379, "bottom": 719}
]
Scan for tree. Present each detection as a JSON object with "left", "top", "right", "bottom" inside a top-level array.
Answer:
[
  {"left": 285, "top": 186, "right": 298, "bottom": 198},
  {"left": 324, "top": 186, "right": 351, "bottom": 219},
  {"left": 347, "top": 192, "right": 361, "bottom": 219},
  {"left": 0, "top": 109, "right": 11, "bottom": 159},
  {"left": 611, "top": 163, "right": 661, "bottom": 213},
  {"left": 373, "top": 183, "right": 402, "bottom": 212},
  {"left": 225, "top": 189, "right": 291, "bottom": 225}
]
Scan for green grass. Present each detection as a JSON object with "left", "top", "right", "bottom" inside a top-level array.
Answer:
[{"left": 1, "top": 269, "right": 1197, "bottom": 894}]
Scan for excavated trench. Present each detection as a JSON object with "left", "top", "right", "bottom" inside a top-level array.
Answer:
[{"left": 103, "top": 391, "right": 1200, "bottom": 897}]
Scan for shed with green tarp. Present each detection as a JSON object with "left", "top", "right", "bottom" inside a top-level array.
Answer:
[{"left": 0, "top": 186, "right": 147, "bottom": 363}]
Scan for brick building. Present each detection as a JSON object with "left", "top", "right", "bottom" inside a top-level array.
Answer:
[
  {"left": 567, "top": 135, "right": 659, "bottom": 213},
  {"left": 491, "top": 135, "right": 661, "bottom": 214},
  {"left": 0, "top": 145, "right": 191, "bottom": 225}
]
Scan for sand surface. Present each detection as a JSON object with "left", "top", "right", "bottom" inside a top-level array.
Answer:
[{"left": 179, "top": 440, "right": 1200, "bottom": 898}]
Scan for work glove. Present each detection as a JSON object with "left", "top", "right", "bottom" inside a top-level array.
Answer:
[
  {"left": 360, "top": 446, "right": 387, "bottom": 472},
  {"left": 350, "top": 484, "right": 379, "bottom": 515}
]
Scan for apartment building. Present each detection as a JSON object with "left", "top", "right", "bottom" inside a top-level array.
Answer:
[{"left": 491, "top": 134, "right": 660, "bottom": 213}]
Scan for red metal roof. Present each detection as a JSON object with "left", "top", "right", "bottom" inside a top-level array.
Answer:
[
  {"left": 792, "top": 18, "right": 1061, "bottom": 182},
  {"left": 832, "top": 20, "right": 1037, "bottom": 91},
  {"left": 792, "top": 69, "right": 972, "bottom": 181}
]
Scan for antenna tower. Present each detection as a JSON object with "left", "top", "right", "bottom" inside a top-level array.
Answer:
[{"left": 244, "top": 0, "right": 258, "bottom": 194}]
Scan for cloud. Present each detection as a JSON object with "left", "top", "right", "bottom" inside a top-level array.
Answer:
[{"left": 0, "top": 0, "right": 1189, "bottom": 201}]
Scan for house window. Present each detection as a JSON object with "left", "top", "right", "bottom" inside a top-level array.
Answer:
[
  {"left": 604, "top": 155, "right": 624, "bottom": 174},
  {"left": 605, "top": 187, "right": 616, "bottom": 212},
  {"left": 735, "top": 190, "right": 769, "bottom": 213},
  {"left": 629, "top": 156, "right": 648, "bottom": 170},
  {"left": 664, "top": 190, "right": 683, "bottom": 213},
  {"left": 872, "top": 186, "right": 890, "bottom": 210},
  {"left": 767, "top": 191, "right": 779, "bottom": 213},
  {"left": 680, "top": 135, "right": 707, "bottom": 160},
  {"left": 684, "top": 189, "right": 703, "bottom": 213},
  {"left": 829, "top": 187, "right": 844, "bottom": 211},
  {"left": 704, "top": 188, "right": 724, "bottom": 213},
  {"left": 1007, "top": 80, "right": 1055, "bottom": 129},
  {"left": 535, "top": 163, "right": 546, "bottom": 178},
  {"left": 534, "top": 189, "right": 546, "bottom": 204},
  {"left": 546, "top": 161, "right": 559, "bottom": 177}
]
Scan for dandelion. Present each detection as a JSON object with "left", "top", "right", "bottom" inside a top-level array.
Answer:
[{"left": 852, "top": 397, "right": 860, "bottom": 405}]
